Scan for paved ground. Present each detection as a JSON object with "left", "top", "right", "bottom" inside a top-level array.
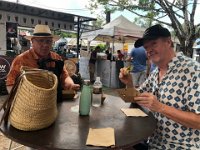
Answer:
[
  {"left": 0, "top": 132, "right": 25, "bottom": 150},
  {"left": 0, "top": 87, "right": 118, "bottom": 149}
]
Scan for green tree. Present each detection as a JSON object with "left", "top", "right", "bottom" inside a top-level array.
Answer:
[
  {"left": 97, "top": 44, "right": 107, "bottom": 52},
  {"left": 87, "top": 0, "right": 200, "bottom": 57},
  {"left": 92, "top": 14, "right": 106, "bottom": 28},
  {"left": 54, "top": 30, "right": 77, "bottom": 38},
  {"left": 134, "top": 17, "right": 154, "bottom": 28}
]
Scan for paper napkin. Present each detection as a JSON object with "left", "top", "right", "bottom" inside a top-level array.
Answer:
[
  {"left": 121, "top": 108, "right": 148, "bottom": 117},
  {"left": 86, "top": 127, "right": 115, "bottom": 147}
]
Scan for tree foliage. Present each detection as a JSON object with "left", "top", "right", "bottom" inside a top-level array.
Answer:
[
  {"left": 54, "top": 30, "right": 77, "bottom": 38},
  {"left": 87, "top": 0, "right": 200, "bottom": 57},
  {"left": 91, "top": 14, "right": 106, "bottom": 28}
]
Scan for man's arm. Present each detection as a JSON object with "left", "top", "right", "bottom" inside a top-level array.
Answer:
[
  {"left": 135, "top": 92, "right": 200, "bottom": 129},
  {"left": 126, "top": 55, "right": 132, "bottom": 61},
  {"left": 63, "top": 76, "right": 79, "bottom": 90},
  {"left": 61, "top": 66, "right": 80, "bottom": 90},
  {"left": 160, "top": 103, "right": 200, "bottom": 129}
]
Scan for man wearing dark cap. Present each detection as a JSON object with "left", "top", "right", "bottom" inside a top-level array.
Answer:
[{"left": 119, "top": 24, "right": 200, "bottom": 149}]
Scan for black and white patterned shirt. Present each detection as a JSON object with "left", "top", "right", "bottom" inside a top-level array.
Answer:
[{"left": 140, "top": 52, "right": 200, "bottom": 149}]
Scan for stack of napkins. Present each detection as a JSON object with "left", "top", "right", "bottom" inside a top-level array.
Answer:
[
  {"left": 121, "top": 108, "right": 148, "bottom": 117},
  {"left": 86, "top": 128, "right": 115, "bottom": 147}
]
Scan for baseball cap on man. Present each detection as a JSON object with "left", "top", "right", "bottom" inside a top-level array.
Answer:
[{"left": 135, "top": 24, "right": 171, "bottom": 47}]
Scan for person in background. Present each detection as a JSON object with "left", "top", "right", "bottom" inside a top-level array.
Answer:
[
  {"left": 89, "top": 46, "right": 101, "bottom": 83},
  {"left": 116, "top": 50, "right": 124, "bottom": 61},
  {"left": 150, "top": 61, "right": 157, "bottom": 72},
  {"left": 6, "top": 38, "right": 12, "bottom": 50},
  {"left": 105, "top": 49, "right": 112, "bottom": 60},
  {"left": 126, "top": 39, "right": 148, "bottom": 88},
  {"left": 116, "top": 49, "right": 126, "bottom": 88},
  {"left": 146, "top": 58, "right": 157, "bottom": 77},
  {"left": 11, "top": 38, "right": 22, "bottom": 55},
  {"left": 119, "top": 24, "right": 200, "bottom": 149},
  {"left": 6, "top": 24, "right": 80, "bottom": 94}
]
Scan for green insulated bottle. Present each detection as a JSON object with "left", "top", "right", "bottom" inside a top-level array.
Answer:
[{"left": 79, "top": 80, "right": 91, "bottom": 116}]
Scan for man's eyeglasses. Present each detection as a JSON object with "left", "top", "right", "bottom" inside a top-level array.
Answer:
[{"left": 34, "top": 39, "right": 53, "bottom": 44}]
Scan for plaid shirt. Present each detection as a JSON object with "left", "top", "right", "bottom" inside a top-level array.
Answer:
[
  {"left": 6, "top": 48, "right": 69, "bottom": 86},
  {"left": 139, "top": 52, "right": 200, "bottom": 149}
]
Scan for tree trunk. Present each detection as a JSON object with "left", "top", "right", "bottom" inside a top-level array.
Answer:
[{"left": 179, "top": 39, "right": 194, "bottom": 57}]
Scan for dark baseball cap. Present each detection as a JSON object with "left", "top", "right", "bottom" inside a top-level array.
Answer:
[{"left": 135, "top": 24, "right": 171, "bottom": 47}]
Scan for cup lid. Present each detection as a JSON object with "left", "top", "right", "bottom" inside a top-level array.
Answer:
[
  {"left": 83, "top": 79, "right": 90, "bottom": 85},
  {"left": 96, "top": 77, "right": 100, "bottom": 82}
]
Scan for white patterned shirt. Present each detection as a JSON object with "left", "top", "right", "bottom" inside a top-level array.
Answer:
[{"left": 139, "top": 52, "right": 200, "bottom": 150}]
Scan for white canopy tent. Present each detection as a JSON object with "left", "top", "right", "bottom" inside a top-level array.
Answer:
[
  {"left": 80, "top": 16, "right": 146, "bottom": 88},
  {"left": 66, "top": 38, "right": 105, "bottom": 47},
  {"left": 81, "top": 15, "right": 145, "bottom": 43}
]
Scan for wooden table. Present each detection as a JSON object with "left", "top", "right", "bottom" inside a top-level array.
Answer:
[{"left": 0, "top": 94, "right": 156, "bottom": 149}]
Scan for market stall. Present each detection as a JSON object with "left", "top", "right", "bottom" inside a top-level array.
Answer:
[{"left": 80, "top": 16, "right": 145, "bottom": 88}]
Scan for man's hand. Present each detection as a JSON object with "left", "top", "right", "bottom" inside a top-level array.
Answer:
[
  {"left": 119, "top": 67, "right": 133, "bottom": 87},
  {"left": 71, "top": 84, "right": 80, "bottom": 91},
  {"left": 64, "top": 76, "right": 80, "bottom": 91},
  {"left": 64, "top": 83, "right": 80, "bottom": 91},
  {"left": 134, "top": 92, "right": 164, "bottom": 112}
]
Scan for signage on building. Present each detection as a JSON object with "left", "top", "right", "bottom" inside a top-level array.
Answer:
[{"left": 0, "top": 56, "right": 11, "bottom": 79}]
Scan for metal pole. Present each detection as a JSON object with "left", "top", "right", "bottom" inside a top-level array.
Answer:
[
  {"left": 112, "top": 36, "right": 114, "bottom": 60},
  {"left": 76, "top": 17, "right": 80, "bottom": 58}
]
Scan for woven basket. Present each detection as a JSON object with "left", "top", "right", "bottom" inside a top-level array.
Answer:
[{"left": 8, "top": 69, "right": 58, "bottom": 131}]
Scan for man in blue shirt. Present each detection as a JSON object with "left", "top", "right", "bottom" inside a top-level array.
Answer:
[{"left": 127, "top": 40, "right": 148, "bottom": 87}]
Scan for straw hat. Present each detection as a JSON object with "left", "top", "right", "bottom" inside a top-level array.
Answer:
[{"left": 25, "top": 24, "right": 60, "bottom": 41}]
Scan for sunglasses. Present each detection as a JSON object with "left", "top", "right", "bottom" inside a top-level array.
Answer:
[{"left": 33, "top": 39, "right": 53, "bottom": 44}]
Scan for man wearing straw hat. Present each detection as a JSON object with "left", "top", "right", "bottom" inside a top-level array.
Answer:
[{"left": 6, "top": 24, "right": 80, "bottom": 96}]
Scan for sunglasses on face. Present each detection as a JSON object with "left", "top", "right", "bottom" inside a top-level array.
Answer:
[{"left": 33, "top": 38, "right": 53, "bottom": 44}]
